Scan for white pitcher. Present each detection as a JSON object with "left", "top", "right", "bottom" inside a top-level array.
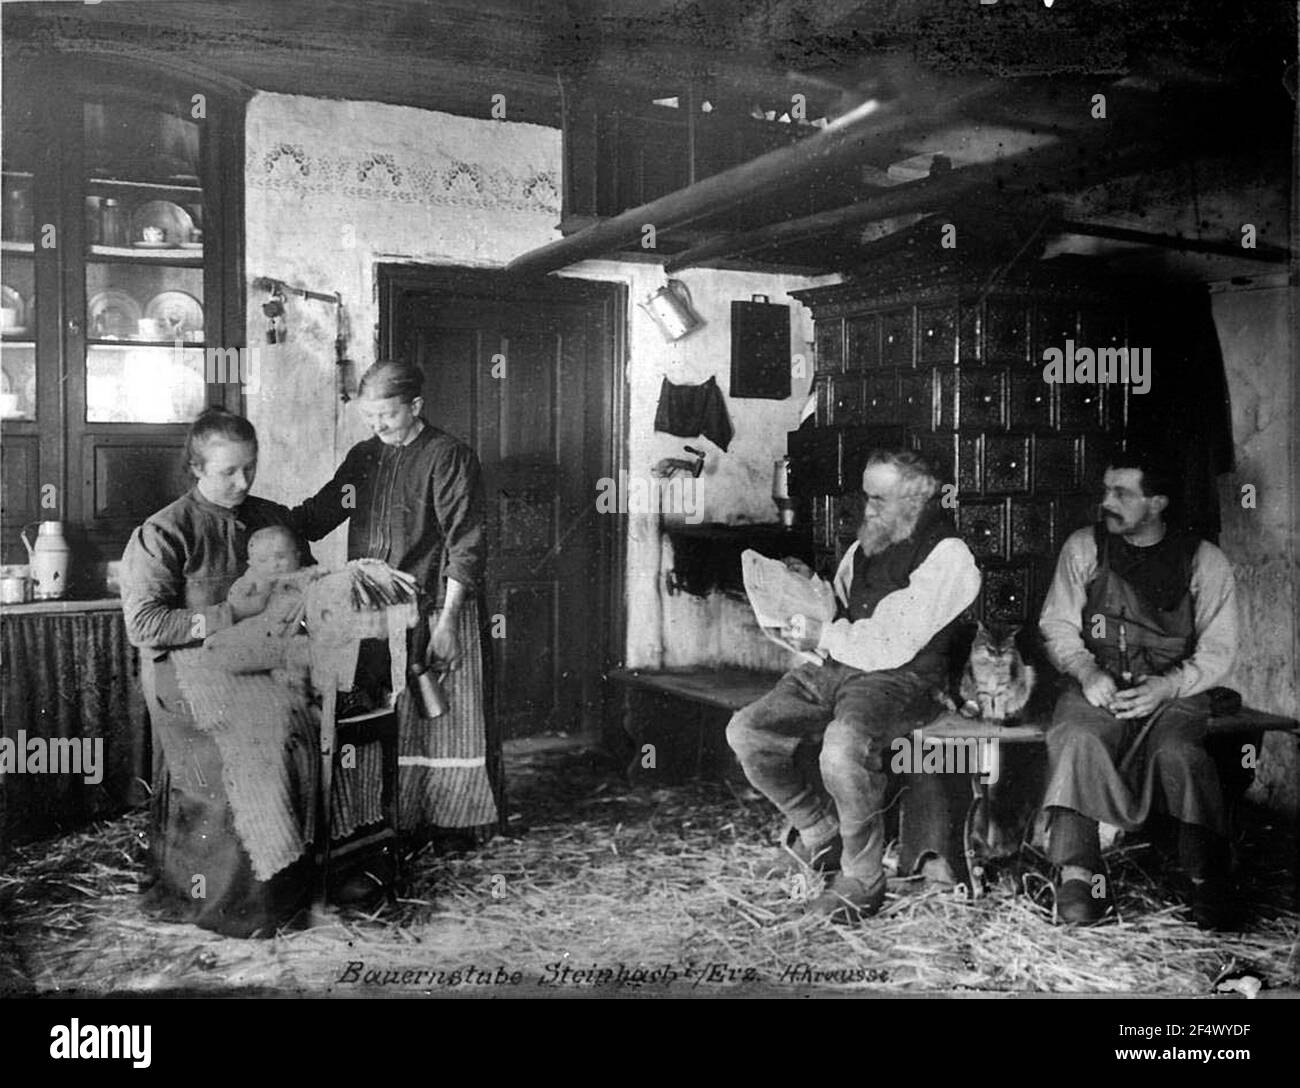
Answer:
[{"left": 21, "top": 521, "right": 70, "bottom": 600}]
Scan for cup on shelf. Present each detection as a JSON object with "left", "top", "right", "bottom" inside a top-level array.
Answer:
[
  {"left": 0, "top": 307, "right": 19, "bottom": 331},
  {"left": 0, "top": 565, "right": 31, "bottom": 605},
  {"left": 189, "top": 227, "right": 203, "bottom": 244},
  {"left": 141, "top": 225, "right": 165, "bottom": 244},
  {"left": 137, "top": 318, "right": 166, "bottom": 340}
]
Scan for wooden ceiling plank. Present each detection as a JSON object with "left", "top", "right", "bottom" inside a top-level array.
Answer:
[
  {"left": 1054, "top": 219, "right": 1292, "bottom": 264},
  {"left": 505, "top": 67, "right": 1001, "bottom": 275},
  {"left": 662, "top": 128, "right": 1171, "bottom": 273}
]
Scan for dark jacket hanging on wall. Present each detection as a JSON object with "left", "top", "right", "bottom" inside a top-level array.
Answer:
[
  {"left": 1126, "top": 289, "right": 1235, "bottom": 543},
  {"left": 654, "top": 375, "right": 734, "bottom": 451}
]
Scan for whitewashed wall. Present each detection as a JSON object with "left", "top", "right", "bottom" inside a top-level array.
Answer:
[
  {"left": 243, "top": 92, "right": 834, "bottom": 674},
  {"left": 1212, "top": 285, "right": 1298, "bottom": 815}
]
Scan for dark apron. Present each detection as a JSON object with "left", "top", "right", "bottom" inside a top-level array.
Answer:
[
  {"left": 1082, "top": 529, "right": 1196, "bottom": 680},
  {"left": 1044, "top": 530, "right": 1228, "bottom": 834}
]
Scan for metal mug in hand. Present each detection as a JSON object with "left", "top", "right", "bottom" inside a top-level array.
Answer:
[{"left": 410, "top": 662, "right": 449, "bottom": 719}]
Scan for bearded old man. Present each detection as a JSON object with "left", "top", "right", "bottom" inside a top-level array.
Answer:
[{"left": 727, "top": 449, "right": 981, "bottom": 922}]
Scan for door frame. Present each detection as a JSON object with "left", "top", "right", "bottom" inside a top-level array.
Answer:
[{"left": 376, "top": 264, "right": 628, "bottom": 738}]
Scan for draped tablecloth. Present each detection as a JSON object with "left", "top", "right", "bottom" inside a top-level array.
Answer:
[{"left": 0, "top": 601, "right": 148, "bottom": 855}]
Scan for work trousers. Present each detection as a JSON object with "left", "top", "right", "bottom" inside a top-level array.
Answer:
[
  {"left": 726, "top": 659, "right": 941, "bottom": 888},
  {"left": 1045, "top": 683, "right": 1228, "bottom": 875}
]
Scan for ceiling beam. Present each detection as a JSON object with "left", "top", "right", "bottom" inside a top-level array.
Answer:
[
  {"left": 662, "top": 132, "right": 1169, "bottom": 272},
  {"left": 505, "top": 67, "right": 998, "bottom": 275},
  {"left": 1054, "top": 220, "right": 1292, "bottom": 264}
]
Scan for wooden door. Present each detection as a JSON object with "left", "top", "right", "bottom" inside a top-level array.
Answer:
[{"left": 385, "top": 273, "right": 623, "bottom": 739}]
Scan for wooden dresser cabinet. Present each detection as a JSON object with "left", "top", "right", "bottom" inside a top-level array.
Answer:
[
  {"left": 789, "top": 267, "right": 1134, "bottom": 628},
  {"left": 0, "top": 57, "right": 245, "bottom": 588}
]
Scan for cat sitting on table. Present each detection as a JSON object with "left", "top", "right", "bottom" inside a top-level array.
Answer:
[{"left": 935, "top": 621, "right": 1037, "bottom": 725}]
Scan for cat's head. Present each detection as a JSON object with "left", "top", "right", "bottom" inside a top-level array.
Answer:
[{"left": 972, "top": 621, "right": 1022, "bottom": 658}]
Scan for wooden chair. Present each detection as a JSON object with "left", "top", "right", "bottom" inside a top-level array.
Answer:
[{"left": 316, "top": 687, "right": 402, "bottom": 907}]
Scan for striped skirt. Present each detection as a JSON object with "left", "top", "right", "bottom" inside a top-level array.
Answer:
[{"left": 330, "top": 596, "right": 501, "bottom": 836}]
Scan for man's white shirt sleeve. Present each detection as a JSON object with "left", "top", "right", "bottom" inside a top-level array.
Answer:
[{"left": 815, "top": 538, "right": 981, "bottom": 673}]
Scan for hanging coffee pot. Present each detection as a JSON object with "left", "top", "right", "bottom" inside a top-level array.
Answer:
[
  {"left": 21, "top": 521, "right": 71, "bottom": 600},
  {"left": 639, "top": 279, "right": 703, "bottom": 342}
]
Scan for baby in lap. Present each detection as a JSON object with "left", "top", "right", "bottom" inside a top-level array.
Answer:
[{"left": 204, "top": 525, "right": 313, "bottom": 690}]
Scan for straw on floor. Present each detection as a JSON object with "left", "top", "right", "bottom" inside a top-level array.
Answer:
[{"left": 2, "top": 741, "right": 1296, "bottom": 995}]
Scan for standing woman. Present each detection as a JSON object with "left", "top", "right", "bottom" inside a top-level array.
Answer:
[
  {"left": 121, "top": 408, "right": 316, "bottom": 936},
  {"left": 291, "top": 361, "right": 500, "bottom": 851}
]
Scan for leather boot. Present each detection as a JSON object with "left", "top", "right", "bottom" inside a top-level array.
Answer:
[
  {"left": 807, "top": 874, "right": 885, "bottom": 924},
  {"left": 772, "top": 824, "right": 842, "bottom": 874},
  {"left": 1056, "top": 877, "right": 1108, "bottom": 926},
  {"left": 1179, "top": 822, "right": 1234, "bottom": 930}
]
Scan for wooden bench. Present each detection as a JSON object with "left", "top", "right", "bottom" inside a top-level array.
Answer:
[
  {"left": 608, "top": 667, "right": 783, "bottom": 781},
  {"left": 610, "top": 666, "right": 1299, "bottom": 748},
  {"left": 610, "top": 665, "right": 1298, "bottom": 896},
  {"left": 607, "top": 665, "right": 1297, "bottom": 809}
]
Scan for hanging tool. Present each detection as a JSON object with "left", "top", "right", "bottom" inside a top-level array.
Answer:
[{"left": 335, "top": 292, "right": 351, "bottom": 402}]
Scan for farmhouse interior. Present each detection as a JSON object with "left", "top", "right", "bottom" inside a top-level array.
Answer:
[{"left": 0, "top": 0, "right": 1296, "bottom": 996}]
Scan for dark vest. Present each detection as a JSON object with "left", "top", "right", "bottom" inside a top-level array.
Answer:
[
  {"left": 1081, "top": 522, "right": 1199, "bottom": 679},
  {"left": 841, "top": 500, "right": 962, "bottom": 681}
]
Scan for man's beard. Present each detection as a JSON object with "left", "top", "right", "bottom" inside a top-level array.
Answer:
[{"left": 857, "top": 504, "right": 921, "bottom": 556}]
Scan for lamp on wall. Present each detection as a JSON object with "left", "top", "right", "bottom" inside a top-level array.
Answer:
[
  {"left": 253, "top": 278, "right": 353, "bottom": 397},
  {"left": 639, "top": 279, "right": 703, "bottom": 342},
  {"left": 262, "top": 283, "right": 286, "bottom": 344}
]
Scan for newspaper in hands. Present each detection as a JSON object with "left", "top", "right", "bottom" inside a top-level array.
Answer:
[{"left": 741, "top": 549, "right": 836, "bottom": 663}]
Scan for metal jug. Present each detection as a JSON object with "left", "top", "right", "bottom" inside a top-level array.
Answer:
[
  {"left": 639, "top": 279, "right": 703, "bottom": 342},
  {"left": 21, "top": 520, "right": 70, "bottom": 600},
  {"left": 409, "top": 662, "right": 449, "bottom": 719},
  {"left": 772, "top": 457, "right": 795, "bottom": 527}
]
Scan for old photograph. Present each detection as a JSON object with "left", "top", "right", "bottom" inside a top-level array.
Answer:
[{"left": 0, "top": 0, "right": 1296, "bottom": 1018}]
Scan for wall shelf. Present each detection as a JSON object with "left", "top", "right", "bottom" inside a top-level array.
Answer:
[{"left": 662, "top": 521, "right": 813, "bottom": 599}]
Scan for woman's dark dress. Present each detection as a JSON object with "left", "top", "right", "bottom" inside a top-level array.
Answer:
[
  {"left": 291, "top": 421, "right": 501, "bottom": 833},
  {"left": 121, "top": 488, "right": 315, "bottom": 937}
]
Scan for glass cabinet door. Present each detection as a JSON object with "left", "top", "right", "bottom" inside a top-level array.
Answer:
[
  {"left": 83, "top": 92, "right": 208, "bottom": 424},
  {"left": 1, "top": 97, "right": 38, "bottom": 422},
  {"left": 0, "top": 57, "right": 243, "bottom": 575}
]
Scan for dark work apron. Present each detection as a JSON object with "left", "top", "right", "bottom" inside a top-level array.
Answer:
[
  {"left": 1044, "top": 528, "right": 1228, "bottom": 834},
  {"left": 1082, "top": 526, "right": 1196, "bottom": 680}
]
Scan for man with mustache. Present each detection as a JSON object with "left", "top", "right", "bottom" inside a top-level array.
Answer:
[
  {"left": 1038, "top": 449, "right": 1239, "bottom": 928},
  {"left": 727, "top": 449, "right": 981, "bottom": 922}
]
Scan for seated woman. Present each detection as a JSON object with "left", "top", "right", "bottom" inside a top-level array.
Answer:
[{"left": 121, "top": 407, "right": 318, "bottom": 937}]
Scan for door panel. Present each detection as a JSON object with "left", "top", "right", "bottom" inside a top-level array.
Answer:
[{"left": 397, "top": 287, "right": 611, "bottom": 738}]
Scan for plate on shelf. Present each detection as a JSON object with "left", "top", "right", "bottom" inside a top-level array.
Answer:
[
  {"left": 131, "top": 240, "right": 174, "bottom": 250},
  {"left": 0, "top": 284, "right": 26, "bottom": 335},
  {"left": 128, "top": 200, "right": 194, "bottom": 247},
  {"left": 145, "top": 291, "right": 204, "bottom": 339},
  {"left": 88, "top": 289, "right": 143, "bottom": 339},
  {"left": 177, "top": 241, "right": 203, "bottom": 251}
]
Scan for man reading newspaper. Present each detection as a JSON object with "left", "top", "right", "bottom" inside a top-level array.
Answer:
[{"left": 731, "top": 449, "right": 980, "bottom": 922}]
